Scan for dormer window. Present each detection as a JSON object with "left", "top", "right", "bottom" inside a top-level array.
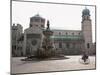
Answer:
[
  {"left": 72, "top": 33, "right": 74, "bottom": 35},
  {"left": 66, "top": 32, "right": 68, "bottom": 35},
  {"left": 59, "top": 32, "right": 61, "bottom": 35}
]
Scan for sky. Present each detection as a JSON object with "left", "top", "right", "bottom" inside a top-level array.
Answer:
[{"left": 12, "top": 1, "right": 95, "bottom": 42}]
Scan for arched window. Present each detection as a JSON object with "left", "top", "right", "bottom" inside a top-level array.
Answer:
[
  {"left": 41, "top": 19, "right": 45, "bottom": 22},
  {"left": 66, "top": 43, "right": 70, "bottom": 48},
  {"left": 34, "top": 18, "right": 40, "bottom": 22},
  {"left": 41, "top": 25, "right": 44, "bottom": 28},
  {"left": 30, "top": 24, "right": 32, "bottom": 27},
  {"left": 73, "top": 43, "right": 75, "bottom": 48},
  {"left": 87, "top": 43, "right": 90, "bottom": 48},
  {"left": 66, "top": 32, "right": 68, "bottom": 35},
  {"left": 59, "top": 43, "right": 62, "bottom": 48},
  {"left": 78, "top": 33, "right": 80, "bottom": 35}
]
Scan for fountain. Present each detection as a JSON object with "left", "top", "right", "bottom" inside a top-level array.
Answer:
[
  {"left": 35, "top": 20, "right": 56, "bottom": 58},
  {"left": 21, "top": 20, "right": 68, "bottom": 61}
]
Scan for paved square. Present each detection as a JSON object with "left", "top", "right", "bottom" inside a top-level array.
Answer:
[{"left": 11, "top": 56, "right": 96, "bottom": 74}]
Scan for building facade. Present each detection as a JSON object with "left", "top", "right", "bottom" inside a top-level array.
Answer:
[
  {"left": 23, "top": 14, "right": 45, "bottom": 56},
  {"left": 11, "top": 24, "right": 23, "bottom": 56},
  {"left": 11, "top": 8, "right": 95, "bottom": 56},
  {"left": 51, "top": 30, "right": 84, "bottom": 55}
]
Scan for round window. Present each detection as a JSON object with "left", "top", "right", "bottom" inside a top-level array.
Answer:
[{"left": 31, "top": 40, "right": 37, "bottom": 46}]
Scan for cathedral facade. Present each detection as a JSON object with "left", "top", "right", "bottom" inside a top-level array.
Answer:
[{"left": 11, "top": 8, "right": 95, "bottom": 56}]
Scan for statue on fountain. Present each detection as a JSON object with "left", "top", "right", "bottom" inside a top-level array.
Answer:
[{"left": 47, "top": 20, "right": 50, "bottom": 30}]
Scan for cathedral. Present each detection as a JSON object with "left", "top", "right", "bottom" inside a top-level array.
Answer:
[{"left": 11, "top": 8, "right": 95, "bottom": 57}]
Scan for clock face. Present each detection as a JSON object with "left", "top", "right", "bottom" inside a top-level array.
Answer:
[{"left": 31, "top": 39, "right": 37, "bottom": 46}]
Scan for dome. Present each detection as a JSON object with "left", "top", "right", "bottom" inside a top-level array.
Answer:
[
  {"left": 30, "top": 14, "right": 44, "bottom": 19},
  {"left": 82, "top": 8, "right": 90, "bottom": 17},
  {"left": 33, "top": 14, "right": 41, "bottom": 18}
]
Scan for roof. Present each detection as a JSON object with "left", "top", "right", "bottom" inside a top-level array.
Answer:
[
  {"left": 52, "top": 29, "right": 81, "bottom": 31},
  {"left": 50, "top": 35, "right": 84, "bottom": 41}
]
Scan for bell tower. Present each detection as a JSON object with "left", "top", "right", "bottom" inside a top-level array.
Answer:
[{"left": 82, "top": 7, "right": 92, "bottom": 54}]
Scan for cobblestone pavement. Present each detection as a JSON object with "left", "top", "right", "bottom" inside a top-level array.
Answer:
[{"left": 11, "top": 56, "right": 96, "bottom": 74}]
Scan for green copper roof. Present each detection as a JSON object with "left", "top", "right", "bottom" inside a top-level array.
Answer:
[
  {"left": 50, "top": 35, "right": 83, "bottom": 41},
  {"left": 82, "top": 8, "right": 90, "bottom": 17}
]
